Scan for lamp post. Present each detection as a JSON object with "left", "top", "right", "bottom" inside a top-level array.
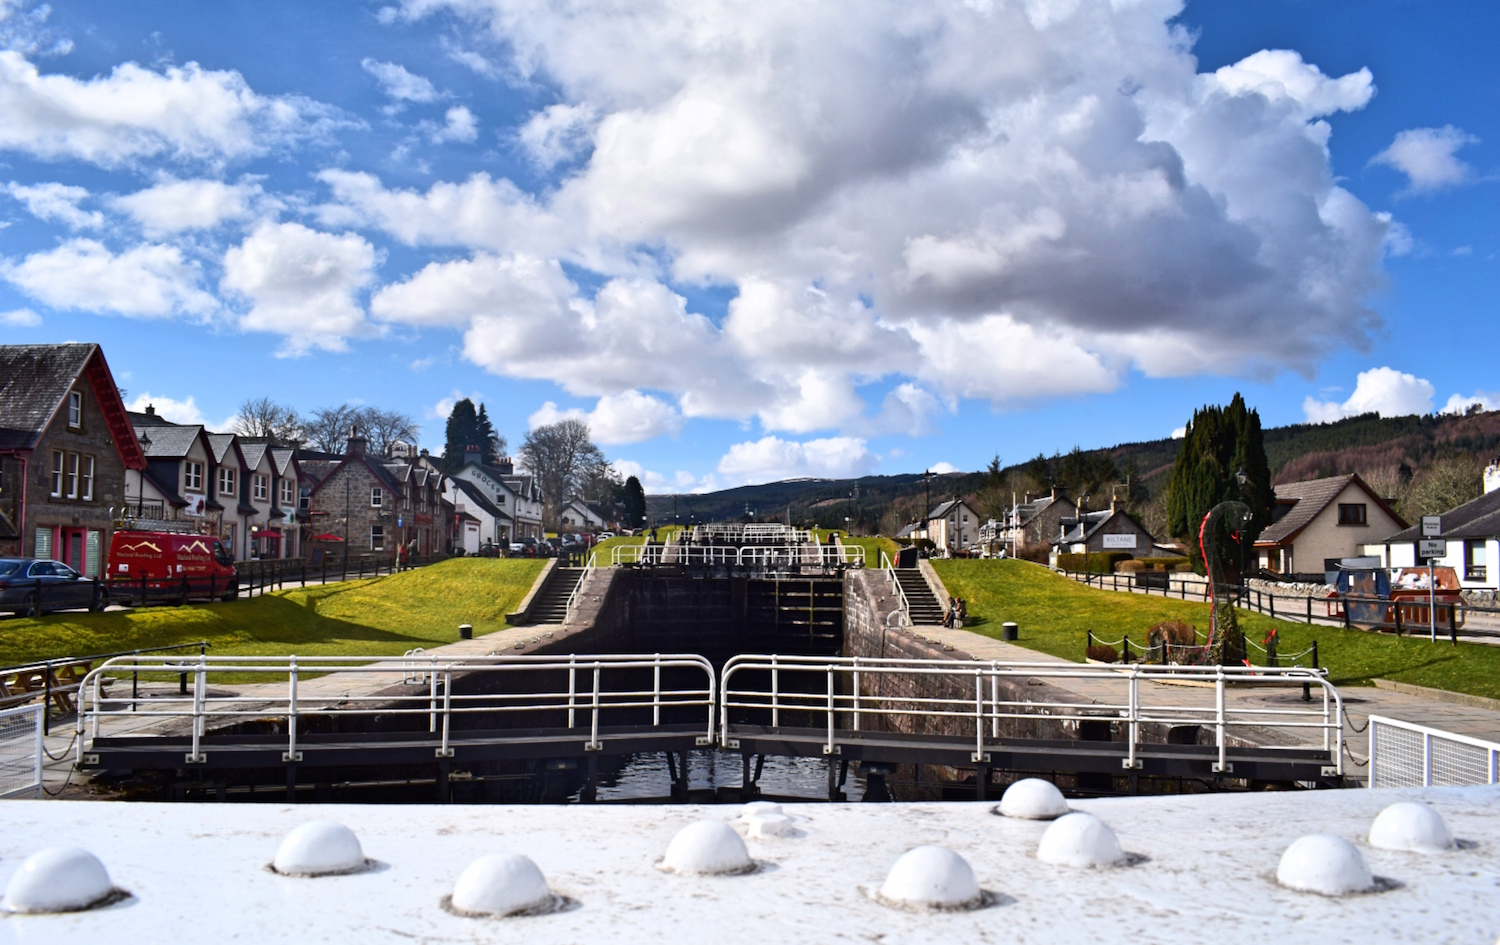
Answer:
[
  {"left": 133, "top": 430, "right": 152, "bottom": 517},
  {"left": 1234, "top": 467, "right": 1249, "bottom": 599}
]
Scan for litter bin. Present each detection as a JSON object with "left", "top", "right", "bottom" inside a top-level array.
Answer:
[
  {"left": 459, "top": 623, "right": 473, "bottom": 640},
  {"left": 1002, "top": 622, "right": 1018, "bottom": 641}
]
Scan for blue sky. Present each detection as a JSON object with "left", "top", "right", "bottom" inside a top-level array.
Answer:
[{"left": 1, "top": 0, "right": 1494, "bottom": 492}]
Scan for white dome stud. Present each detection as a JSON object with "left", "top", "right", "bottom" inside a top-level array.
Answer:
[
  {"left": 739, "top": 801, "right": 783, "bottom": 821},
  {"left": 877, "top": 846, "right": 983, "bottom": 910},
  {"left": 661, "top": 820, "right": 755, "bottom": 875},
  {"left": 745, "top": 812, "right": 796, "bottom": 839},
  {"left": 997, "top": 778, "right": 1069, "bottom": 820},
  {"left": 450, "top": 854, "right": 555, "bottom": 917},
  {"left": 1368, "top": 802, "right": 1454, "bottom": 853},
  {"left": 3, "top": 847, "right": 117, "bottom": 914},
  {"left": 272, "top": 821, "right": 368, "bottom": 876},
  {"left": 1036, "top": 812, "right": 1126, "bottom": 868},
  {"left": 1276, "top": 835, "right": 1375, "bottom": 896}
]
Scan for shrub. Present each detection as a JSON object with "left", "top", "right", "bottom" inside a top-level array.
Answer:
[
  {"left": 1148, "top": 620, "right": 1198, "bottom": 646},
  {"left": 1085, "top": 644, "right": 1119, "bottom": 663},
  {"left": 1137, "top": 556, "right": 1188, "bottom": 572},
  {"left": 1174, "top": 563, "right": 1193, "bottom": 573},
  {"left": 1116, "top": 560, "right": 1145, "bottom": 574}
]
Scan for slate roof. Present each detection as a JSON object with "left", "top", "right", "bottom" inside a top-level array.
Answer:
[
  {"left": 270, "top": 448, "right": 296, "bottom": 478},
  {"left": 206, "top": 433, "right": 237, "bottom": 464},
  {"left": 135, "top": 423, "right": 204, "bottom": 459},
  {"left": 450, "top": 479, "right": 511, "bottom": 521},
  {"left": 926, "top": 498, "right": 973, "bottom": 521},
  {"left": 239, "top": 441, "right": 269, "bottom": 471},
  {"left": 1385, "top": 487, "right": 1500, "bottom": 542},
  {"left": 1015, "top": 495, "right": 1059, "bottom": 526},
  {"left": 0, "top": 344, "right": 94, "bottom": 449},
  {"left": 1255, "top": 474, "right": 1404, "bottom": 546}
]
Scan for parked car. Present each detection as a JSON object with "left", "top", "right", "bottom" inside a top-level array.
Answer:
[
  {"left": 0, "top": 558, "right": 109, "bottom": 616},
  {"left": 476, "top": 541, "right": 501, "bottom": 558},
  {"left": 508, "top": 541, "right": 525, "bottom": 555}
]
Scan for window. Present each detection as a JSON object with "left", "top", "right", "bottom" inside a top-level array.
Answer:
[
  {"left": 370, "top": 524, "right": 385, "bottom": 550},
  {"left": 219, "top": 468, "right": 236, "bottom": 497},
  {"left": 81, "top": 455, "right": 94, "bottom": 501},
  {"left": 1466, "top": 541, "right": 1488, "bottom": 583},
  {"left": 68, "top": 390, "right": 81, "bottom": 429},
  {"left": 371, "top": 486, "right": 384, "bottom": 507},
  {"left": 185, "top": 461, "right": 204, "bottom": 492},
  {"left": 252, "top": 474, "right": 269, "bottom": 501},
  {"left": 50, "top": 450, "right": 64, "bottom": 497},
  {"left": 34, "top": 528, "right": 52, "bottom": 559},
  {"left": 299, "top": 488, "right": 310, "bottom": 511},
  {"left": 1337, "top": 503, "right": 1367, "bottom": 526},
  {"left": 66, "top": 452, "right": 79, "bottom": 499},
  {"left": 279, "top": 479, "right": 294, "bottom": 505}
]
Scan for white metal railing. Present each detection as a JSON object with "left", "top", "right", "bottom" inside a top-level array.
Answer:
[
  {"left": 563, "top": 557, "right": 596, "bottom": 625},
  {"left": 692, "top": 523, "right": 812, "bottom": 544},
  {"left": 720, "top": 655, "right": 1343, "bottom": 774},
  {"left": 1367, "top": 715, "right": 1500, "bottom": 788},
  {"left": 0, "top": 704, "right": 43, "bottom": 798},
  {"left": 77, "top": 654, "right": 716, "bottom": 763},
  {"left": 880, "top": 551, "right": 910, "bottom": 622},
  {"left": 608, "top": 543, "right": 863, "bottom": 568}
]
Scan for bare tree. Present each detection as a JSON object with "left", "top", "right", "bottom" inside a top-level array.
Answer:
[
  {"left": 232, "top": 396, "right": 304, "bottom": 445},
  {"left": 519, "top": 418, "right": 606, "bottom": 526},
  {"left": 359, "top": 407, "right": 421, "bottom": 457},
  {"left": 304, "top": 404, "right": 364, "bottom": 453}
]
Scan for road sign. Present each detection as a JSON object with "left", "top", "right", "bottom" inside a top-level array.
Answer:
[
  {"left": 1422, "top": 515, "right": 1442, "bottom": 537},
  {"left": 1418, "top": 539, "right": 1445, "bottom": 560}
]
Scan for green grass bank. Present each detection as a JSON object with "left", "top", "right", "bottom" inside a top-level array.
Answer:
[
  {"left": 0, "top": 558, "right": 546, "bottom": 666},
  {"left": 931, "top": 558, "right": 1500, "bottom": 701}
]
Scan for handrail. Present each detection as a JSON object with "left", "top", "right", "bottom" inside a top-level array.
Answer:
[
  {"left": 719, "top": 654, "right": 1343, "bottom": 775},
  {"left": 880, "top": 551, "right": 910, "bottom": 621},
  {"left": 77, "top": 653, "right": 717, "bottom": 765},
  {"left": 563, "top": 557, "right": 596, "bottom": 625},
  {"left": 608, "top": 543, "right": 864, "bottom": 569}
]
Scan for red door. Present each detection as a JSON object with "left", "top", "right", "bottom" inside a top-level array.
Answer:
[{"left": 63, "top": 529, "right": 85, "bottom": 571}]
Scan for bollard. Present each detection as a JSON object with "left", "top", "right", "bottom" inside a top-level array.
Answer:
[
  {"left": 459, "top": 623, "right": 473, "bottom": 640},
  {"left": 1002, "top": 622, "right": 1018, "bottom": 642}
]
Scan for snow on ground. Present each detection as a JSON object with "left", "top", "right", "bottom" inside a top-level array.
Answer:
[{"left": 0, "top": 787, "right": 1495, "bottom": 944}]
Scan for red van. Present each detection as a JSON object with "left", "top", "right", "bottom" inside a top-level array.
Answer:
[{"left": 107, "top": 529, "right": 239, "bottom": 602}]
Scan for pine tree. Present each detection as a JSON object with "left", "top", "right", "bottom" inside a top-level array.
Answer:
[
  {"left": 1167, "top": 393, "right": 1274, "bottom": 574},
  {"left": 622, "top": 476, "right": 647, "bottom": 529},
  {"left": 441, "top": 398, "right": 479, "bottom": 475},
  {"left": 475, "top": 404, "right": 503, "bottom": 465}
]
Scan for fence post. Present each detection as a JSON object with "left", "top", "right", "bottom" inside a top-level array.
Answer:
[
  {"left": 1342, "top": 600, "right": 1350, "bottom": 630},
  {"left": 1450, "top": 603, "right": 1458, "bottom": 646},
  {"left": 1307, "top": 595, "right": 1312, "bottom": 625}
]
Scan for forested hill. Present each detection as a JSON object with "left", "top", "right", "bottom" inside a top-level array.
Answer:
[{"left": 644, "top": 408, "right": 1500, "bottom": 532}]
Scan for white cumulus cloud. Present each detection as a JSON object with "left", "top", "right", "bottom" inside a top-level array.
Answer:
[
  {"left": 0, "top": 49, "right": 348, "bottom": 166},
  {"left": 5, "top": 181, "right": 101, "bottom": 228},
  {"left": 110, "top": 177, "right": 264, "bottom": 235},
  {"left": 717, "top": 435, "right": 876, "bottom": 484},
  {"left": 220, "top": 221, "right": 379, "bottom": 355},
  {"left": 529, "top": 389, "right": 684, "bottom": 445},
  {"left": 3, "top": 238, "right": 216, "bottom": 317},
  {"left": 1303, "top": 366, "right": 1435, "bottom": 422},
  {"left": 360, "top": 58, "right": 439, "bottom": 103},
  {"left": 428, "top": 105, "right": 478, "bottom": 143},
  {"left": 1440, "top": 391, "right": 1500, "bottom": 416},
  {"left": 1370, "top": 126, "right": 1479, "bottom": 193},
  {"left": 0, "top": 307, "right": 40, "bottom": 327}
]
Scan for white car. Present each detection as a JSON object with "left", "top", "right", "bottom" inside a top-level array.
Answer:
[{"left": 597, "top": 531, "right": 616, "bottom": 540}]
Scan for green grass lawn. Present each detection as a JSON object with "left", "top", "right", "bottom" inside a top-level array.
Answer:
[
  {"left": 838, "top": 534, "right": 901, "bottom": 567},
  {"left": 0, "top": 558, "right": 547, "bottom": 667},
  {"left": 932, "top": 558, "right": 1500, "bottom": 700}
]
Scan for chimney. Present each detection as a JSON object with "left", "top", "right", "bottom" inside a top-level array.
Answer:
[
  {"left": 496, "top": 455, "right": 514, "bottom": 476},
  {"left": 463, "top": 444, "right": 482, "bottom": 466},
  {"left": 346, "top": 424, "right": 367, "bottom": 458},
  {"left": 145, "top": 403, "right": 156, "bottom": 416},
  {"left": 1485, "top": 458, "right": 1500, "bottom": 495}
]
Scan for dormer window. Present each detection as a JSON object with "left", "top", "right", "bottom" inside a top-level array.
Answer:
[{"left": 68, "top": 390, "right": 82, "bottom": 428}]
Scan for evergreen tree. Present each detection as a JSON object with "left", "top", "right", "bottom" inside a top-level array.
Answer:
[
  {"left": 1166, "top": 393, "right": 1274, "bottom": 574},
  {"left": 475, "top": 404, "right": 503, "bottom": 465},
  {"left": 622, "top": 476, "right": 647, "bottom": 529},
  {"left": 441, "top": 398, "right": 479, "bottom": 474}
]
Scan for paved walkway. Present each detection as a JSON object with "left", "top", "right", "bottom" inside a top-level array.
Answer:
[{"left": 909, "top": 621, "right": 1500, "bottom": 785}]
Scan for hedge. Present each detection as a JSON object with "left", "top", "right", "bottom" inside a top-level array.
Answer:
[{"left": 1056, "top": 551, "right": 1132, "bottom": 573}]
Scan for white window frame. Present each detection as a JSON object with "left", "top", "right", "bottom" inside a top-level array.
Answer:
[
  {"left": 185, "top": 461, "right": 204, "bottom": 492},
  {"left": 219, "top": 467, "right": 236, "bottom": 498},
  {"left": 50, "top": 450, "right": 64, "bottom": 497},
  {"left": 252, "top": 474, "right": 269, "bottom": 502},
  {"left": 279, "top": 479, "right": 294, "bottom": 505},
  {"left": 370, "top": 524, "right": 385, "bottom": 550},
  {"left": 81, "top": 455, "right": 94, "bottom": 501},
  {"left": 68, "top": 390, "right": 81, "bottom": 429},
  {"left": 66, "top": 452, "right": 79, "bottom": 499},
  {"left": 371, "top": 486, "right": 384, "bottom": 508}
]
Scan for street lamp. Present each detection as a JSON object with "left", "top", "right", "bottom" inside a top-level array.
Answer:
[{"left": 133, "top": 430, "right": 152, "bottom": 517}]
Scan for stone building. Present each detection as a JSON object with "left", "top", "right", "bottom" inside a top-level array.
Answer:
[
  {"left": 0, "top": 344, "right": 145, "bottom": 575},
  {"left": 304, "top": 431, "right": 449, "bottom": 557}
]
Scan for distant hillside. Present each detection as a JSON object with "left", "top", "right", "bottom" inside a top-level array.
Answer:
[{"left": 645, "top": 408, "right": 1500, "bottom": 534}]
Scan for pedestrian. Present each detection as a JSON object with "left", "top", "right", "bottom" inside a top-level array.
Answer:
[
  {"left": 955, "top": 598, "right": 967, "bottom": 629},
  {"left": 942, "top": 596, "right": 956, "bottom": 628}
]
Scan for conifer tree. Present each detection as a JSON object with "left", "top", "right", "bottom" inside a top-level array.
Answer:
[
  {"left": 441, "top": 398, "right": 479, "bottom": 474},
  {"left": 622, "top": 476, "right": 647, "bottom": 529},
  {"left": 1167, "top": 393, "right": 1274, "bottom": 574}
]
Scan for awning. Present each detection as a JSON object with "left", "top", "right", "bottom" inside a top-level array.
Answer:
[{"left": 311, "top": 533, "right": 345, "bottom": 542}]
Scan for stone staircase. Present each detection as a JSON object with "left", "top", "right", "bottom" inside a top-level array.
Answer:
[
  {"left": 893, "top": 568, "right": 945, "bottom": 625},
  {"left": 522, "top": 567, "right": 582, "bottom": 624}
]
